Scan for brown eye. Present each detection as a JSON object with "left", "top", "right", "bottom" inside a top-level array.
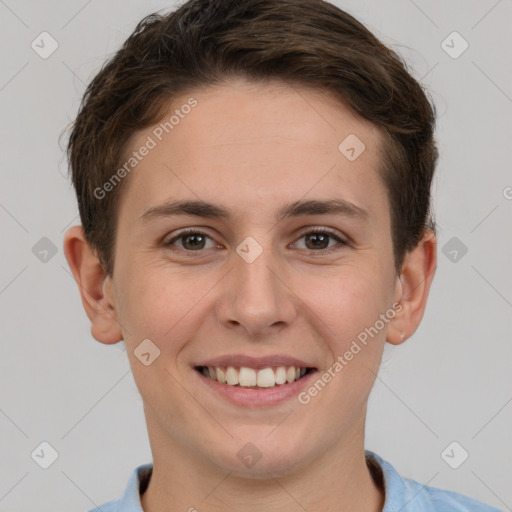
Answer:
[
  {"left": 294, "top": 229, "right": 347, "bottom": 252},
  {"left": 181, "top": 233, "right": 207, "bottom": 250},
  {"left": 304, "top": 232, "right": 331, "bottom": 250},
  {"left": 166, "top": 230, "right": 216, "bottom": 251}
]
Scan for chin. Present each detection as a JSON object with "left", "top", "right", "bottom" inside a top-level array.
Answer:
[{"left": 206, "top": 429, "right": 312, "bottom": 479}]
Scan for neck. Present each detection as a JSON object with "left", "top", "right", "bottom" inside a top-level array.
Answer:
[{"left": 141, "top": 414, "right": 384, "bottom": 512}]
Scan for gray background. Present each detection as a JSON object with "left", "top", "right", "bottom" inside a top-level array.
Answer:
[{"left": 1, "top": 0, "right": 511, "bottom": 510}]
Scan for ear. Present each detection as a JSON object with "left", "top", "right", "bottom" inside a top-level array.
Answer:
[
  {"left": 387, "top": 229, "right": 437, "bottom": 345},
  {"left": 63, "top": 225, "right": 123, "bottom": 345}
]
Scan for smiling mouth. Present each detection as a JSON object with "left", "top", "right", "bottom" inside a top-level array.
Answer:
[{"left": 195, "top": 365, "right": 315, "bottom": 389}]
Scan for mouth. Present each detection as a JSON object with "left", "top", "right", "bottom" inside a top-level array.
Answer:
[{"left": 195, "top": 365, "right": 315, "bottom": 389}]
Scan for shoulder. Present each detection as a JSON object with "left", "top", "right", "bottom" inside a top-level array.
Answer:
[
  {"left": 87, "top": 463, "right": 153, "bottom": 512},
  {"left": 88, "top": 499, "right": 118, "bottom": 512},
  {"left": 365, "top": 450, "right": 502, "bottom": 512},
  {"left": 401, "top": 475, "right": 503, "bottom": 511}
]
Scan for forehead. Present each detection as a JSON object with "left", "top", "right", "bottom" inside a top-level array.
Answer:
[{"left": 117, "top": 79, "right": 388, "bottom": 225}]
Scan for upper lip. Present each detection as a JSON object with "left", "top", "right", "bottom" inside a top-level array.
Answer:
[{"left": 195, "top": 354, "right": 316, "bottom": 370}]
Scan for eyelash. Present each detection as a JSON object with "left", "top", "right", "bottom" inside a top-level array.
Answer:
[{"left": 164, "top": 227, "right": 348, "bottom": 254}]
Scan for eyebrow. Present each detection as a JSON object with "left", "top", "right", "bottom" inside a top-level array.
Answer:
[{"left": 139, "top": 198, "right": 369, "bottom": 224}]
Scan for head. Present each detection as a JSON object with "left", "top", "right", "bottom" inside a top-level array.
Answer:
[{"left": 64, "top": 0, "right": 437, "bottom": 478}]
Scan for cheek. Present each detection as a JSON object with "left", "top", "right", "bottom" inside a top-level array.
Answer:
[
  {"left": 116, "top": 264, "right": 204, "bottom": 345},
  {"left": 298, "top": 270, "right": 389, "bottom": 423},
  {"left": 301, "top": 263, "right": 391, "bottom": 345},
  {"left": 116, "top": 263, "right": 232, "bottom": 375},
  {"left": 116, "top": 267, "right": 210, "bottom": 405}
]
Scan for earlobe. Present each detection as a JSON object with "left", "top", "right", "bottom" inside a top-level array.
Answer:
[
  {"left": 63, "top": 226, "right": 123, "bottom": 345},
  {"left": 387, "top": 229, "right": 437, "bottom": 346}
]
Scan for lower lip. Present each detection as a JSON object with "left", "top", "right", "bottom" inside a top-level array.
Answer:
[{"left": 194, "top": 368, "right": 318, "bottom": 408}]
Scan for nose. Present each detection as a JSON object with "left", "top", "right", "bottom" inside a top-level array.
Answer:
[{"left": 215, "top": 242, "right": 297, "bottom": 338}]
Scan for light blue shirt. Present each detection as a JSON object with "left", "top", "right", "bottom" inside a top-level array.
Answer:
[{"left": 89, "top": 450, "right": 502, "bottom": 511}]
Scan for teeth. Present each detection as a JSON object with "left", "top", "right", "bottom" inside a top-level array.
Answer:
[
  {"left": 239, "top": 367, "right": 257, "bottom": 386},
  {"left": 275, "top": 366, "right": 287, "bottom": 384},
  {"left": 226, "top": 366, "right": 239, "bottom": 385},
  {"left": 257, "top": 368, "right": 275, "bottom": 387},
  {"left": 216, "top": 367, "right": 226, "bottom": 384},
  {"left": 201, "top": 365, "right": 309, "bottom": 388}
]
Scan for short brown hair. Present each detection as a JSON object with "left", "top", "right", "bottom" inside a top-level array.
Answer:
[{"left": 64, "top": 0, "right": 438, "bottom": 276}]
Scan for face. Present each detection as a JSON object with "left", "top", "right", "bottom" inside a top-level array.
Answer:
[{"left": 108, "top": 79, "right": 402, "bottom": 476}]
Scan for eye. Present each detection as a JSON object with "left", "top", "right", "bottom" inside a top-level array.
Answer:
[
  {"left": 292, "top": 228, "right": 348, "bottom": 252},
  {"left": 164, "top": 227, "right": 348, "bottom": 253},
  {"left": 165, "top": 229, "right": 218, "bottom": 251}
]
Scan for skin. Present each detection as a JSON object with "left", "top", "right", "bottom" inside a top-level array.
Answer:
[{"left": 64, "top": 78, "right": 436, "bottom": 512}]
